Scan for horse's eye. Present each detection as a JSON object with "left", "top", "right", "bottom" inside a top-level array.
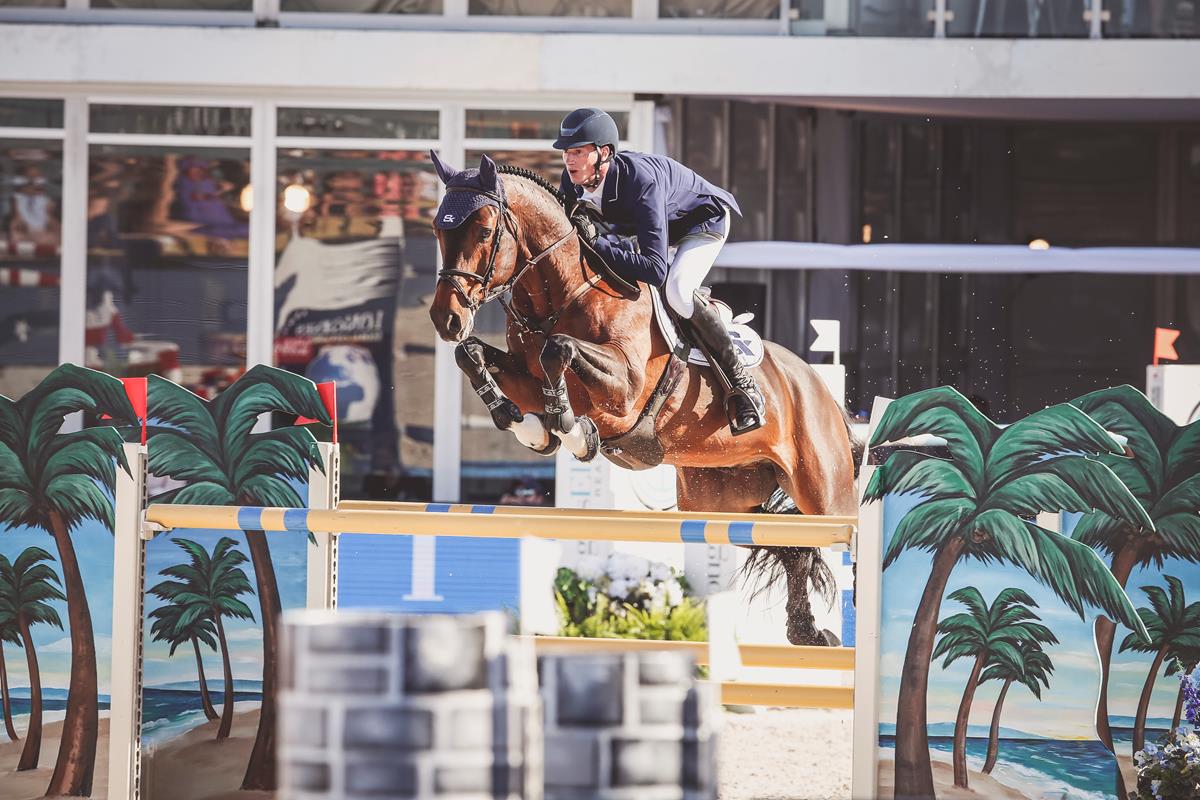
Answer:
[{"left": 479, "top": 228, "right": 493, "bottom": 235}]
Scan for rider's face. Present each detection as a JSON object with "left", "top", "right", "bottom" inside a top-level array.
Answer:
[{"left": 563, "top": 145, "right": 603, "bottom": 185}]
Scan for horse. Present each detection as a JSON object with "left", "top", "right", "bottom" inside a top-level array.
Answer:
[{"left": 428, "top": 153, "right": 858, "bottom": 645}]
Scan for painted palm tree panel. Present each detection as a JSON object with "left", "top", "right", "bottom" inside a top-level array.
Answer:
[
  {"left": 1114, "top": 576, "right": 1200, "bottom": 751},
  {"left": 865, "top": 386, "right": 1153, "bottom": 800},
  {"left": 139, "top": 366, "right": 329, "bottom": 800},
  {"left": 1065, "top": 385, "right": 1200, "bottom": 794},
  {"left": 0, "top": 364, "right": 138, "bottom": 798}
]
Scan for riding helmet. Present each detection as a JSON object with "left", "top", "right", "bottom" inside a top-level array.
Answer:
[{"left": 552, "top": 108, "right": 620, "bottom": 153}]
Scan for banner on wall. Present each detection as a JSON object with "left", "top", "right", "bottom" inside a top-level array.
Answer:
[{"left": 273, "top": 218, "right": 405, "bottom": 494}]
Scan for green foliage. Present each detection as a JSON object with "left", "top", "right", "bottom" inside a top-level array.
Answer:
[
  {"left": 147, "top": 367, "right": 328, "bottom": 509},
  {"left": 0, "top": 547, "right": 65, "bottom": 632},
  {"left": 933, "top": 586, "right": 1057, "bottom": 671},
  {"left": 1119, "top": 576, "right": 1200, "bottom": 658},
  {"left": 147, "top": 537, "right": 256, "bottom": 630},
  {"left": 864, "top": 386, "right": 1152, "bottom": 637},
  {"left": 552, "top": 558, "right": 707, "bottom": 642},
  {"left": 1070, "top": 386, "right": 1200, "bottom": 566},
  {"left": 0, "top": 365, "right": 137, "bottom": 533}
]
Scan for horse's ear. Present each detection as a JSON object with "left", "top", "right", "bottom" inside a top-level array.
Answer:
[
  {"left": 478, "top": 154, "right": 498, "bottom": 192},
  {"left": 429, "top": 150, "right": 458, "bottom": 185}
]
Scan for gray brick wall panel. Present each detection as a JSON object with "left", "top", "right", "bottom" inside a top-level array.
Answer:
[
  {"left": 281, "top": 611, "right": 542, "bottom": 800},
  {"left": 540, "top": 651, "right": 719, "bottom": 800},
  {"left": 281, "top": 611, "right": 716, "bottom": 800}
]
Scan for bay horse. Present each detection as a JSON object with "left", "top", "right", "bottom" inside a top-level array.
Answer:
[{"left": 428, "top": 153, "right": 857, "bottom": 645}]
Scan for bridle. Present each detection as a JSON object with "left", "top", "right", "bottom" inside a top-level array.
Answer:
[{"left": 435, "top": 185, "right": 578, "bottom": 318}]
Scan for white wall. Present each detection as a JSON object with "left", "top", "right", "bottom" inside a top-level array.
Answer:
[{"left": 2, "top": 25, "right": 1198, "bottom": 103}]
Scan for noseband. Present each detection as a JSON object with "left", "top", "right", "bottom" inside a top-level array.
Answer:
[{"left": 436, "top": 186, "right": 576, "bottom": 314}]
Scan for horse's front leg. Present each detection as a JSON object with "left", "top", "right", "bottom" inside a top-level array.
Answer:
[
  {"left": 539, "top": 334, "right": 644, "bottom": 462},
  {"left": 455, "top": 336, "right": 558, "bottom": 456}
]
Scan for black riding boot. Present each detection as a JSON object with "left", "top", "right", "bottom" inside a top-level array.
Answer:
[{"left": 686, "top": 292, "right": 766, "bottom": 435}]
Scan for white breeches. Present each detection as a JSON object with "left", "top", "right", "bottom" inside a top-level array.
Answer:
[{"left": 663, "top": 208, "right": 731, "bottom": 319}]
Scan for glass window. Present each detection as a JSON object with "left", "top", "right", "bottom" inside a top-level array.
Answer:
[
  {"left": 1177, "top": 131, "right": 1200, "bottom": 245},
  {"left": 277, "top": 107, "right": 439, "bottom": 140},
  {"left": 468, "top": 0, "right": 629, "bottom": 15},
  {"left": 853, "top": 0, "right": 935, "bottom": 36},
  {"left": 0, "top": 139, "right": 61, "bottom": 400},
  {"left": 900, "top": 122, "right": 940, "bottom": 242},
  {"left": 89, "top": 0, "right": 252, "bottom": 9},
  {"left": 85, "top": 145, "right": 249, "bottom": 390},
  {"left": 1104, "top": 0, "right": 1200, "bottom": 37},
  {"left": 660, "top": 0, "right": 779, "bottom": 17},
  {"left": 274, "top": 147, "right": 439, "bottom": 501},
  {"left": 0, "top": 98, "right": 64, "bottom": 129},
  {"left": 682, "top": 98, "right": 726, "bottom": 187},
  {"left": 947, "top": 0, "right": 1087, "bottom": 37},
  {"left": 1011, "top": 127, "right": 1158, "bottom": 246},
  {"left": 727, "top": 101, "right": 769, "bottom": 242},
  {"left": 90, "top": 105, "right": 252, "bottom": 137},
  {"left": 466, "top": 109, "right": 629, "bottom": 141},
  {"left": 773, "top": 105, "right": 811, "bottom": 241},
  {"left": 465, "top": 148, "right": 562, "bottom": 185},
  {"left": 858, "top": 119, "right": 899, "bottom": 243},
  {"left": 281, "top": 0, "right": 441, "bottom": 11}
]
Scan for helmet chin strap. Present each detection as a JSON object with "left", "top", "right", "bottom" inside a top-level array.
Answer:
[{"left": 582, "top": 144, "right": 611, "bottom": 191}]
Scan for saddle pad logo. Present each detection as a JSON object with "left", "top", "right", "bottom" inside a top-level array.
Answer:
[{"left": 686, "top": 322, "right": 765, "bottom": 370}]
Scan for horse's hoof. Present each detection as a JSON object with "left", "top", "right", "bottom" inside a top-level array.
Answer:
[
  {"left": 491, "top": 399, "right": 524, "bottom": 430},
  {"left": 575, "top": 416, "right": 601, "bottom": 462},
  {"left": 549, "top": 412, "right": 576, "bottom": 435},
  {"left": 531, "top": 434, "right": 560, "bottom": 457}
]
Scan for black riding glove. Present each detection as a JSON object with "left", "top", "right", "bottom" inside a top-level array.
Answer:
[{"left": 571, "top": 214, "right": 598, "bottom": 245}]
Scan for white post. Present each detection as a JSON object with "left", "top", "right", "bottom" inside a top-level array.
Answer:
[
  {"left": 932, "top": 0, "right": 949, "bottom": 37},
  {"left": 1086, "top": 0, "right": 1106, "bottom": 38},
  {"left": 246, "top": 100, "right": 278, "bottom": 370},
  {"left": 631, "top": 0, "right": 658, "bottom": 21},
  {"left": 432, "top": 105, "right": 464, "bottom": 505},
  {"left": 850, "top": 396, "right": 891, "bottom": 800},
  {"left": 59, "top": 95, "right": 87, "bottom": 437},
  {"left": 629, "top": 98, "right": 656, "bottom": 155},
  {"left": 306, "top": 441, "right": 339, "bottom": 610},
  {"left": 108, "top": 442, "right": 148, "bottom": 800}
]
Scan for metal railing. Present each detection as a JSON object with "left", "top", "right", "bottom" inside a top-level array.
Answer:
[{"left": 0, "top": 0, "right": 1194, "bottom": 36}]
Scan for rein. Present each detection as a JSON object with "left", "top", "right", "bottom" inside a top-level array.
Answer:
[{"left": 435, "top": 182, "right": 605, "bottom": 339}]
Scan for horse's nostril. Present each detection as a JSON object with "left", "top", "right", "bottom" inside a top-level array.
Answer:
[{"left": 446, "top": 314, "right": 462, "bottom": 336}]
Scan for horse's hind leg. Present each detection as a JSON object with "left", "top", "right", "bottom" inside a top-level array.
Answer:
[{"left": 676, "top": 464, "right": 778, "bottom": 515}]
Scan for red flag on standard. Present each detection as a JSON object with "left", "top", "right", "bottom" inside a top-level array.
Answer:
[
  {"left": 1154, "top": 327, "right": 1181, "bottom": 366},
  {"left": 295, "top": 380, "right": 338, "bottom": 443}
]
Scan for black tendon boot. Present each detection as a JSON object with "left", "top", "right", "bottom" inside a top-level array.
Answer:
[{"left": 686, "top": 292, "right": 766, "bottom": 435}]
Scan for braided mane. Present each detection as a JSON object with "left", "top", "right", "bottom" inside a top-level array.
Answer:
[{"left": 497, "top": 163, "right": 566, "bottom": 207}]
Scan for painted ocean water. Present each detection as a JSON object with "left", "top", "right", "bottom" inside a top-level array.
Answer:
[
  {"left": 140, "top": 688, "right": 263, "bottom": 746},
  {"left": 880, "top": 734, "right": 1121, "bottom": 800}
]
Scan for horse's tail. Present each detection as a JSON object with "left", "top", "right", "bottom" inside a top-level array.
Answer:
[
  {"left": 740, "top": 486, "right": 838, "bottom": 637},
  {"left": 840, "top": 404, "right": 865, "bottom": 479}
]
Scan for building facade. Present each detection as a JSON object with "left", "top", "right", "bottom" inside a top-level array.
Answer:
[{"left": 1, "top": 1, "right": 1197, "bottom": 504}]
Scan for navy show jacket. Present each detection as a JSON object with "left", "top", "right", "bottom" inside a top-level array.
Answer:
[{"left": 559, "top": 151, "right": 741, "bottom": 288}]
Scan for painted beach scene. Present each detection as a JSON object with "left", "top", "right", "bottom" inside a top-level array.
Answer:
[{"left": 866, "top": 386, "right": 1200, "bottom": 800}]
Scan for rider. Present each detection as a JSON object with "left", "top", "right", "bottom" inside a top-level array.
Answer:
[{"left": 553, "top": 107, "right": 766, "bottom": 436}]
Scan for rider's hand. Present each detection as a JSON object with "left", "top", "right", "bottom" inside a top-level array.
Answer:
[{"left": 571, "top": 214, "right": 598, "bottom": 245}]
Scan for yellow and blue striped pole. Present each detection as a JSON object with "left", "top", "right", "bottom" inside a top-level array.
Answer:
[{"left": 144, "top": 502, "right": 856, "bottom": 548}]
